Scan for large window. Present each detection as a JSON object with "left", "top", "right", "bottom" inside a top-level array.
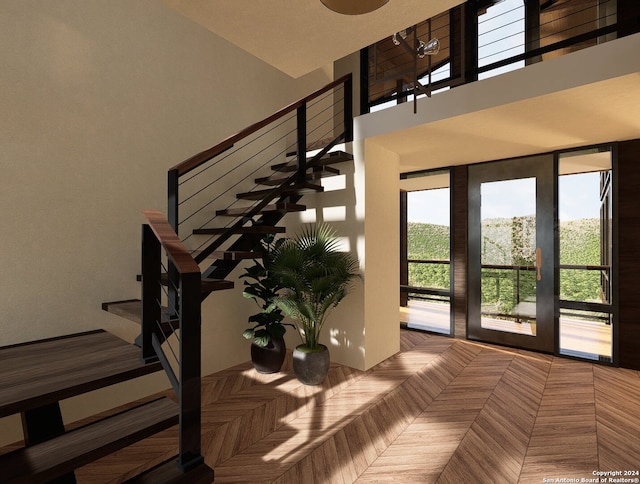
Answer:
[
  {"left": 558, "top": 147, "right": 614, "bottom": 362},
  {"left": 400, "top": 169, "right": 451, "bottom": 335},
  {"left": 478, "top": 0, "right": 525, "bottom": 79}
]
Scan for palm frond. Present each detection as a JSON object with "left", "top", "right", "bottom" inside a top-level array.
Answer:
[{"left": 270, "top": 223, "right": 360, "bottom": 349}]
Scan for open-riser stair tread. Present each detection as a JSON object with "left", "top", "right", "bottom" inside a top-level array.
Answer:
[
  {"left": 102, "top": 299, "right": 146, "bottom": 324},
  {"left": 192, "top": 225, "right": 286, "bottom": 235},
  {"left": 271, "top": 150, "right": 353, "bottom": 172},
  {"left": 0, "top": 330, "right": 162, "bottom": 418},
  {"left": 216, "top": 202, "right": 306, "bottom": 217},
  {"left": 134, "top": 273, "right": 235, "bottom": 294},
  {"left": 208, "top": 250, "right": 261, "bottom": 261},
  {"left": 236, "top": 182, "right": 324, "bottom": 200},
  {"left": 201, "top": 200, "right": 302, "bottom": 282},
  {"left": 132, "top": 274, "right": 234, "bottom": 293},
  {"left": 0, "top": 396, "right": 179, "bottom": 483},
  {"left": 102, "top": 301, "right": 183, "bottom": 335},
  {"left": 255, "top": 167, "right": 340, "bottom": 186}
]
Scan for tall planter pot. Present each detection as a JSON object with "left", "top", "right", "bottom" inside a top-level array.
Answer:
[
  {"left": 251, "top": 336, "right": 286, "bottom": 374},
  {"left": 293, "top": 344, "right": 330, "bottom": 385}
]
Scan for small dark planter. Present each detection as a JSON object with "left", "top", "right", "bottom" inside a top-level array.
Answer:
[
  {"left": 250, "top": 336, "right": 286, "bottom": 374},
  {"left": 293, "top": 344, "right": 330, "bottom": 385}
]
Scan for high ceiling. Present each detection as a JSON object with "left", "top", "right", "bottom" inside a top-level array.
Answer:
[
  {"left": 357, "top": 30, "right": 640, "bottom": 174},
  {"left": 161, "top": 0, "right": 640, "bottom": 177},
  {"left": 162, "top": 0, "right": 462, "bottom": 78}
]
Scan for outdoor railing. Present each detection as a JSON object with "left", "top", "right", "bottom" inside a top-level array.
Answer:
[{"left": 404, "top": 258, "right": 612, "bottom": 322}]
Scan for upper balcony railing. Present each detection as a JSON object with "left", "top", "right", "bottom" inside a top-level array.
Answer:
[{"left": 365, "top": 0, "right": 640, "bottom": 112}]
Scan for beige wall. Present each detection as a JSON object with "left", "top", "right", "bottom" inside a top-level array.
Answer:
[
  {"left": 271, "top": 52, "right": 400, "bottom": 372},
  {"left": 0, "top": 0, "right": 331, "bottom": 445},
  {"left": 361, "top": 140, "right": 401, "bottom": 368},
  {"left": 281, "top": 138, "right": 401, "bottom": 372},
  {"left": 284, "top": 151, "right": 366, "bottom": 369}
]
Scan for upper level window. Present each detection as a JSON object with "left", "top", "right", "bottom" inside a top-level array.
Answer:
[{"left": 478, "top": 0, "right": 525, "bottom": 80}]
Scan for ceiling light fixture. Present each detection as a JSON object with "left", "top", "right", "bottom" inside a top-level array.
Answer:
[
  {"left": 320, "top": 0, "right": 389, "bottom": 15},
  {"left": 392, "top": 29, "right": 440, "bottom": 58},
  {"left": 390, "top": 23, "right": 440, "bottom": 113}
]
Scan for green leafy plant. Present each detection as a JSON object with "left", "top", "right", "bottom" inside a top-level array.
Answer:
[
  {"left": 240, "top": 233, "right": 293, "bottom": 347},
  {"left": 270, "top": 223, "right": 360, "bottom": 350}
]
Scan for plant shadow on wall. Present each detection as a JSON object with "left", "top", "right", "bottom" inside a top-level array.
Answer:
[{"left": 269, "top": 223, "right": 361, "bottom": 386}]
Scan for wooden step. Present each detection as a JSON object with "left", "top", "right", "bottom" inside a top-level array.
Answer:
[
  {"left": 0, "top": 330, "right": 162, "bottom": 418},
  {"left": 102, "top": 299, "right": 145, "bottom": 324},
  {"left": 216, "top": 203, "right": 306, "bottom": 217},
  {"left": 236, "top": 182, "right": 324, "bottom": 201},
  {"left": 271, "top": 150, "right": 353, "bottom": 172},
  {"left": 192, "top": 225, "right": 286, "bottom": 236},
  {"left": 125, "top": 456, "right": 214, "bottom": 483},
  {"left": 102, "top": 300, "right": 181, "bottom": 335},
  {"left": 286, "top": 137, "right": 338, "bottom": 156},
  {"left": 255, "top": 167, "right": 339, "bottom": 186},
  {"left": 134, "top": 274, "right": 235, "bottom": 293},
  {"left": 209, "top": 251, "right": 261, "bottom": 261},
  {"left": 0, "top": 397, "right": 179, "bottom": 483},
  {"left": 105, "top": 279, "right": 235, "bottom": 323}
]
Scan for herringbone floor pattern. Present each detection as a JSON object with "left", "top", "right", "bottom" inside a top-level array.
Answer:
[{"left": 77, "top": 330, "right": 640, "bottom": 483}]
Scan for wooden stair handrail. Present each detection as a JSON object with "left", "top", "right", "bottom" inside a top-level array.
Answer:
[
  {"left": 142, "top": 210, "right": 199, "bottom": 275},
  {"left": 140, "top": 209, "right": 205, "bottom": 474},
  {"left": 171, "top": 73, "right": 352, "bottom": 177}
]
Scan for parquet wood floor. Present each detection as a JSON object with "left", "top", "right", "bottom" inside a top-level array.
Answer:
[{"left": 75, "top": 330, "right": 640, "bottom": 483}]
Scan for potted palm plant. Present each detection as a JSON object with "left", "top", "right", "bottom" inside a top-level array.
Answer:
[
  {"left": 270, "top": 223, "right": 359, "bottom": 385},
  {"left": 240, "top": 233, "right": 293, "bottom": 374}
]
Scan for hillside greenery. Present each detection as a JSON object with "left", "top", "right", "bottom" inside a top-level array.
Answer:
[{"left": 407, "top": 218, "right": 602, "bottom": 309}]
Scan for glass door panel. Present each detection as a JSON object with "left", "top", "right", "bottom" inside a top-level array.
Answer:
[
  {"left": 400, "top": 169, "right": 452, "bottom": 335},
  {"left": 558, "top": 148, "right": 614, "bottom": 362},
  {"left": 468, "top": 155, "right": 555, "bottom": 353},
  {"left": 480, "top": 177, "right": 538, "bottom": 336}
]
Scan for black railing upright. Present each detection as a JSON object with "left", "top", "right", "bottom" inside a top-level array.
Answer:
[{"left": 140, "top": 209, "right": 206, "bottom": 474}]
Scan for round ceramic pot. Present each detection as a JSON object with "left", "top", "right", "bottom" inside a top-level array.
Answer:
[
  {"left": 251, "top": 335, "right": 286, "bottom": 374},
  {"left": 293, "top": 344, "right": 330, "bottom": 385}
]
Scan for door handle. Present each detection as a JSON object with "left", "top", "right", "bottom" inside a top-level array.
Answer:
[{"left": 536, "top": 247, "right": 542, "bottom": 281}]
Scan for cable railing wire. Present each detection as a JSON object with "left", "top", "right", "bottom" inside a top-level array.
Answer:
[
  {"left": 178, "top": 125, "right": 295, "bottom": 211},
  {"left": 369, "top": 0, "right": 619, "bottom": 110},
  {"left": 179, "top": 112, "right": 297, "bottom": 186},
  {"left": 167, "top": 77, "right": 351, "bottom": 271},
  {"left": 180, "top": 139, "right": 296, "bottom": 241},
  {"left": 183, "top": 91, "right": 343, "bottom": 222}
]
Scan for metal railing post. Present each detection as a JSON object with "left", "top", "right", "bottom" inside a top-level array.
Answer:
[
  {"left": 141, "top": 224, "right": 161, "bottom": 364},
  {"left": 344, "top": 75, "right": 353, "bottom": 142},
  {"left": 296, "top": 105, "right": 307, "bottom": 183},
  {"left": 168, "top": 169, "right": 180, "bottom": 317},
  {"left": 178, "top": 271, "right": 204, "bottom": 472}
]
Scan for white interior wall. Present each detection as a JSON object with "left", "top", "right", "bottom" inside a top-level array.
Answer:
[{"left": 0, "top": 0, "right": 331, "bottom": 446}]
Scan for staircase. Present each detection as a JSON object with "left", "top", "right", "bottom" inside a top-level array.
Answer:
[
  {"left": 0, "top": 75, "right": 353, "bottom": 483},
  {"left": 0, "top": 330, "right": 212, "bottom": 483}
]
